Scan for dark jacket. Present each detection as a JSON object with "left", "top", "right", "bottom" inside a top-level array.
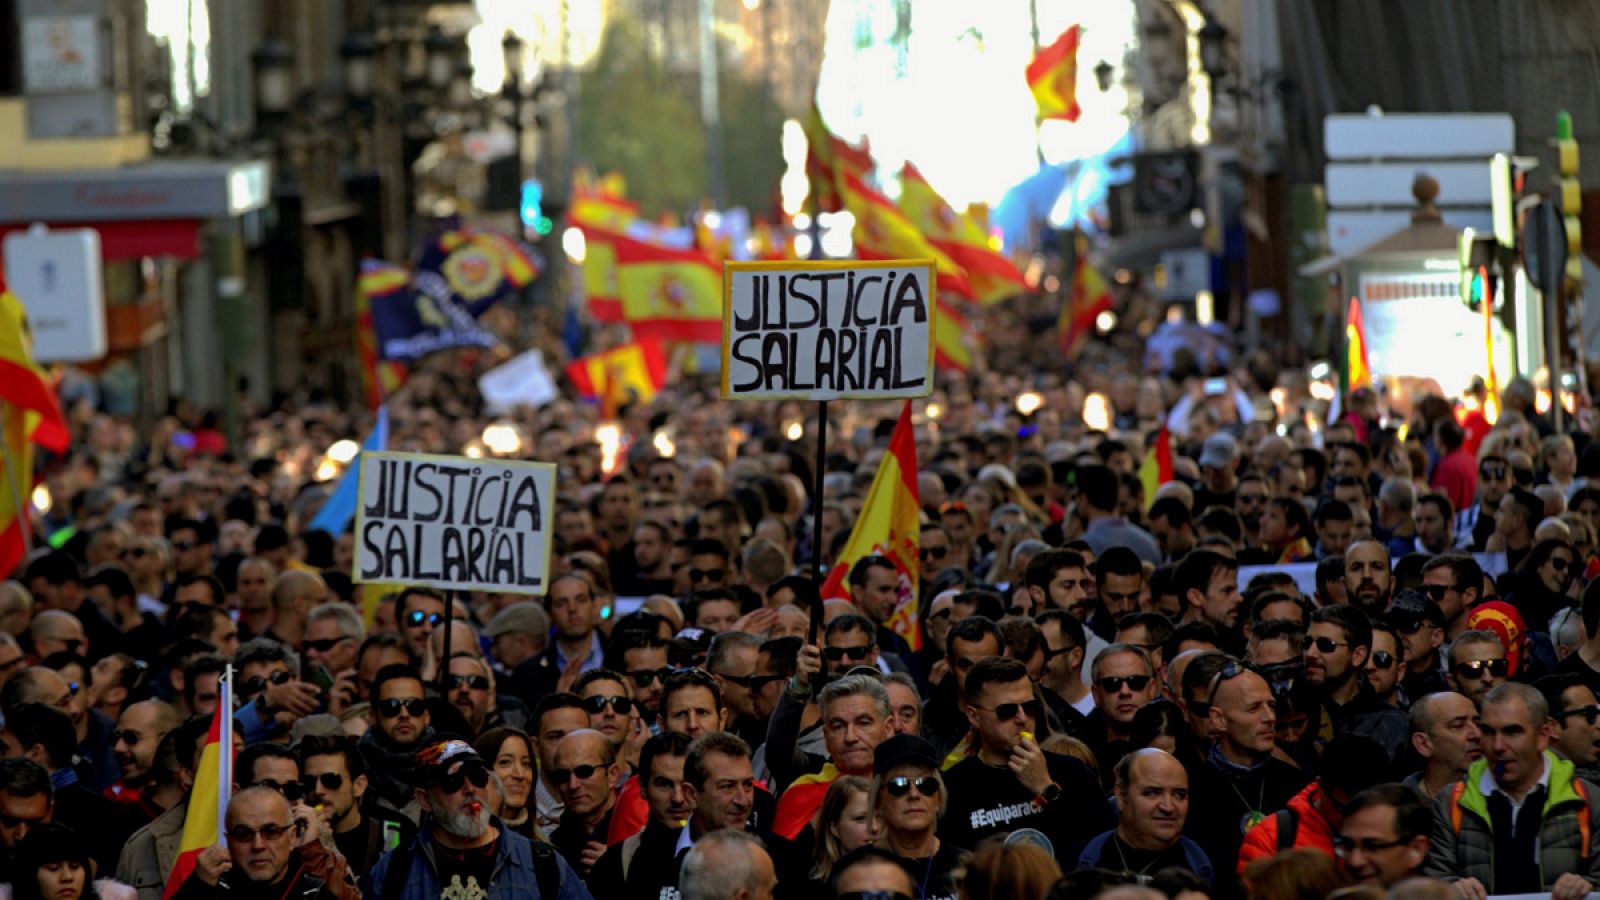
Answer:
[
  {"left": 356, "top": 726, "right": 436, "bottom": 817},
  {"left": 171, "top": 842, "right": 358, "bottom": 900},
  {"left": 363, "top": 818, "right": 593, "bottom": 900}
]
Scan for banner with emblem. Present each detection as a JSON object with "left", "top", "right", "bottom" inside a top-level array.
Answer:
[
  {"left": 366, "top": 260, "right": 495, "bottom": 362},
  {"left": 413, "top": 228, "right": 540, "bottom": 318}
]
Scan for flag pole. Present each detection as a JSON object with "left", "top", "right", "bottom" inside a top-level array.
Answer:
[
  {"left": 0, "top": 402, "right": 32, "bottom": 558},
  {"left": 808, "top": 400, "right": 829, "bottom": 647}
]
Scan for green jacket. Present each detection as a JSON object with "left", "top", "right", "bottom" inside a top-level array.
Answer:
[{"left": 1424, "top": 751, "right": 1600, "bottom": 891}]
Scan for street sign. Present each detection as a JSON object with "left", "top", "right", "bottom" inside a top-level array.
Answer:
[
  {"left": 2, "top": 225, "right": 106, "bottom": 362},
  {"left": 1522, "top": 199, "right": 1568, "bottom": 294}
]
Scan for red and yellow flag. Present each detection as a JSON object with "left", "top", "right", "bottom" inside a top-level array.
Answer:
[
  {"left": 572, "top": 169, "right": 640, "bottom": 232},
  {"left": 1139, "top": 425, "right": 1174, "bottom": 511},
  {"left": 838, "top": 171, "right": 974, "bottom": 300},
  {"left": 574, "top": 225, "right": 625, "bottom": 322},
  {"left": 0, "top": 288, "right": 68, "bottom": 579},
  {"left": 802, "top": 106, "right": 875, "bottom": 214},
  {"left": 899, "top": 163, "right": 1027, "bottom": 305},
  {"left": 613, "top": 233, "right": 723, "bottom": 343},
  {"left": 1027, "top": 26, "right": 1082, "bottom": 122},
  {"left": 820, "top": 401, "right": 921, "bottom": 649},
  {"left": 355, "top": 261, "right": 410, "bottom": 409},
  {"left": 565, "top": 338, "right": 669, "bottom": 418},
  {"left": 1480, "top": 267, "right": 1500, "bottom": 423},
  {"left": 933, "top": 297, "right": 975, "bottom": 372},
  {"left": 1060, "top": 243, "right": 1112, "bottom": 357},
  {"left": 1346, "top": 295, "right": 1372, "bottom": 391},
  {"left": 164, "top": 670, "right": 233, "bottom": 898},
  {"left": 773, "top": 763, "right": 842, "bottom": 840}
]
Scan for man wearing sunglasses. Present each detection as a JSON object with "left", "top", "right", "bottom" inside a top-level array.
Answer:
[
  {"left": 1456, "top": 453, "right": 1514, "bottom": 552},
  {"left": 1087, "top": 644, "right": 1161, "bottom": 784},
  {"left": 708, "top": 632, "right": 770, "bottom": 749},
  {"left": 1420, "top": 556, "right": 1483, "bottom": 640},
  {"left": 364, "top": 740, "right": 588, "bottom": 900},
  {"left": 609, "top": 631, "right": 671, "bottom": 722},
  {"left": 23, "top": 552, "right": 123, "bottom": 665},
  {"left": 106, "top": 698, "right": 180, "bottom": 815},
  {"left": 1386, "top": 591, "right": 1450, "bottom": 702},
  {"left": 1366, "top": 622, "right": 1405, "bottom": 708},
  {"left": 1304, "top": 605, "right": 1408, "bottom": 759},
  {"left": 1537, "top": 674, "right": 1600, "bottom": 776},
  {"left": 180, "top": 786, "right": 351, "bottom": 900},
  {"left": 298, "top": 733, "right": 413, "bottom": 881},
  {"left": 396, "top": 588, "right": 450, "bottom": 663},
  {"left": 549, "top": 730, "right": 620, "bottom": 875},
  {"left": 1038, "top": 611, "right": 1093, "bottom": 736},
  {"left": 356, "top": 665, "right": 436, "bottom": 817},
  {"left": 942, "top": 656, "right": 1111, "bottom": 856},
  {"left": 1077, "top": 749, "right": 1213, "bottom": 882},
  {"left": 822, "top": 615, "right": 889, "bottom": 680},
  {"left": 1447, "top": 630, "right": 1511, "bottom": 709}
]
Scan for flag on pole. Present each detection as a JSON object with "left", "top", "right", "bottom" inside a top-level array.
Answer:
[
  {"left": 1344, "top": 296, "right": 1372, "bottom": 392},
  {"left": 1480, "top": 268, "right": 1501, "bottom": 423},
  {"left": 898, "top": 163, "right": 1027, "bottom": 304},
  {"left": 566, "top": 338, "right": 669, "bottom": 418},
  {"left": 307, "top": 406, "right": 389, "bottom": 535},
  {"left": 837, "top": 171, "right": 975, "bottom": 300},
  {"left": 1060, "top": 240, "right": 1112, "bottom": 357},
  {"left": 612, "top": 234, "right": 723, "bottom": 342},
  {"left": 819, "top": 401, "right": 921, "bottom": 648},
  {"left": 1027, "top": 26, "right": 1083, "bottom": 122},
  {"left": 164, "top": 666, "right": 233, "bottom": 899},
  {"left": 0, "top": 287, "right": 68, "bottom": 579},
  {"left": 1139, "top": 425, "right": 1174, "bottom": 511}
]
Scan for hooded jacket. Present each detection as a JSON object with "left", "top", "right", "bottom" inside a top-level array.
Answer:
[{"left": 1237, "top": 780, "right": 1336, "bottom": 874}]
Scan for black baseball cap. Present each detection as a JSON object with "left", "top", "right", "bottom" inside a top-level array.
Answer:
[
  {"left": 1385, "top": 590, "right": 1444, "bottom": 629},
  {"left": 873, "top": 734, "right": 940, "bottom": 776}
]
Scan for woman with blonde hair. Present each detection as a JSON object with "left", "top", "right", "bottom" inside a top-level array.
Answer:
[
  {"left": 810, "top": 775, "right": 879, "bottom": 884},
  {"left": 961, "top": 838, "right": 1062, "bottom": 900},
  {"left": 871, "top": 735, "right": 966, "bottom": 900}
]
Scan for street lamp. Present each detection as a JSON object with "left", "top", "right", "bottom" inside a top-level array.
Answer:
[
  {"left": 340, "top": 31, "right": 378, "bottom": 104},
  {"left": 449, "top": 61, "right": 474, "bottom": 110},
  {"left": 252, "top": 38, "right": 294, "bottom": 128},
  {"left": 502, "top": 31, "right": 525, "bottom": 90},
  {"left": 424, "top": 28, "right": 456, "bottom": 90}
]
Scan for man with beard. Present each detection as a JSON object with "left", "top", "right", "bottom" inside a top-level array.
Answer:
[
  {"left": 1085, "top": 644, "right": 1161, "bottom": 783},
  {"left": 1089, "top": 548, "right": 1145, "bottom": 641},
  {"left": 1176, "top": 551, "right": 1243, "bottom": 652},
  {"left": 173, "top": 786, "right": 355, "bottom": 900},
  {"left": 1025, "top": 550, "right": 1107, "bottom": 683},
  {"left": 1447, "top": 630, "right": 1511, "bottom": 709},
  {"left": 1496, "top": 487, "right": 1543, "bottom": 572},
  {"left": 1304, "top": 605, "right": 1408, "bottom": 759},
  {"left": 357, "top": 665, "right": 435, "bottom": 817},
  {"left": 1403, "top": 691, "right": 1483, "bottom": 800},
  {"left": 588, "top": 732, "right": 693, "bottom": 897},
  {"left": 1343, "top": 540, "right": 1393, "bottom": 618},
  {"left": 364, "top": 740, "right": 589, "bottom": 900},
  {"left": 1234, "top": 474, "right": 1270, "bottom": 554},
  {"left": 1413, "top": 493, "right": 1456, "bottom": 555},
  {"left": 1148, "top": 498, "right": 1196, "bottom": 562},
  {"left": 621, "top": 520, "right": 676, "bottom": 597},
  {"left": 298, "top": 734, "right": 413, "bottom": 881},
  {"left": 1076, "top": 749, "right": 1214, "bottom": 882}
]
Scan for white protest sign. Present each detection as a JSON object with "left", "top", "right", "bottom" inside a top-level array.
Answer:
[
  {"left": 720, "top": 259, "right": 936, "bottom": 400},
  {"left": 478, "top": 349, "right": 559, "bottom": 413},
  {"left": 354, "top": 451, "right": 556, "bottom": 595}
]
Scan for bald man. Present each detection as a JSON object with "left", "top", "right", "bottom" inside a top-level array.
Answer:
[
  {"left": 29, "top": 610, "right": 87, "bottom": 660},
  {"left": 1077, "top": 749, "right": 1214, "bottom": 881},
  {"left": 107, "top": 700, "right": 180, "bottom": 813},
  {"left": 548, "top": 729, "right": 620, "bottom": 876},
  {"left": 234, "top": 558, "right": 276, "bottom": 640},
  {"left": 268, "top": 571, "right": 328, "bottom": 648}
]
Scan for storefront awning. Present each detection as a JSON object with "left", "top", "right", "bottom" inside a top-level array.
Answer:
[
  {"left": 0, "top": 219, "right": 201, "bottom": 261},
  {"left": 0, "top": 159, "right": 271, "bottom": 225}
]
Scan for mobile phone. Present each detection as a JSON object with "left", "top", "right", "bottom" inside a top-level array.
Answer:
[
  {"left": 308, "top": 665, "right": 336, "bottom": 694},
  {"left": 1203, "top": 377, "right": 1227, "bottom": 396}
]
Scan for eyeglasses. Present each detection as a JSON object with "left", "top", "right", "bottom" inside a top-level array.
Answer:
[
  {"left": 1042, "top": 643, "right": 1077, "bottom": 661},
  {"left": 1206, "top": 659, "right": 1250, "bottom": 708},
  {"left": 112, "top": 729, "right": 142, "bottom": 747},
  {"left": 1452, "top": 658, "right": 1509, "bottom": 680},
  {"left": 824, "top": 646, "right": 873, "bottom": 663},
  {"left": 250, "top": 779, "right": 305, "bottom": 803},
  {"left": 1311, "top": 636, "right": 1350, "bottom": 654},
  {"left": 1479, "top": 463, "right": 1509, "bottom": 480},
  {"left": 227, "top": 823, "right": 294, "bottom": 844},
  {"left": 974, "top": 700, "right": 1042, "bottom": 721},
  {"left": 689, "top": 568, "right": 726, "bottom": 583},
  {"left": 435, "top": 761, "right": 491, "bottom": 794},
  {"left": 303, "top": 637, "right": 352, "bottom": 653},
  {"left": 377, "top": 697, "right": 428, "bottom": 718},
  {"left": 584, "top": 695, "right": 635, "bottom": 716},
  {"left": 1559, "top": 705, "right": 1600, "bottom": 726},
  {"left": 300, "top": 772, "right": 345, "bottom": 793},
  {"left": 1550, "top": 557, "right": 1574, "bottom": 572},
  {"left": 1333, "top": 836, "right": 1408, "bottom": 856},
  {"left": 1392, "top": 617, "right": 1431, "bottom": 635},
  {"left": 171, "top": 540, "right": 197, "bottom": 551},
  {"left": 1417, "top": 584, "right": 1457, "bottom": 604},
  {"left": 241, "top": 670, "right": 292, "bottom": 696},
  {"left": 627, "top": 668, "right": 674, "bottom": 687},
  {"left": 550, "top": 763, "right": 609, "bottom": 783},
  {"left": 920, "top": 546, "right": 948, "bottom": 561},
  {"left": 1369, "top": 650, "right": 1397, "bottom": 670},
  {"left": 884, "top": 775, "right": 940, "bottom": 798},
  {"left": 1097, "top": 674, "right": 1153, "bottom": 693},
  {"left": 447, "top": 674, "right": 490, "bottom": 692},
  {"left": 405, "top": 610, "right": 445, "bottom": 628},
  {"left": 718, "top": 673, "right": 785, "bottom": 691}
]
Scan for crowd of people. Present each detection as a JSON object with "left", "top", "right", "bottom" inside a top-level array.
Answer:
[{"left": 8, "top": 325, "right": 1600, "bottom": 900}]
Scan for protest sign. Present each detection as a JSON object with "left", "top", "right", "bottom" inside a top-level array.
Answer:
[
  {"left": 353, "top": 451, "right": 556, "bottom": 594},
  {"left": 720, "top": 259, "right": 936, "bottom": 400},
  {"left": 478, "top": 349, "right": 559, "bottom": 413}
]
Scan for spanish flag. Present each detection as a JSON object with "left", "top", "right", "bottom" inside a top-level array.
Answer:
[
  {"left": 1138, "top": 425, "right": 1173, "bottom": 511},
  {"left": 614, "top": 232, "right": 723, "bottom": 343},
  {"left": 802, "top": 105, "right": 874, "bottom": 214},
  {"left": 933, "top": 297, "right": 975, "bottom": 373},
  {"left": 1345, "top": 295, "right": 1372, "bottom": 392},
  {"left": 164, "top": 668, "right": 233, "bottom": 898},
  {"left": 1060, "top": 239, "right": 1112, "bottom": 357},
  {"left": 565, "top": 338, "right": 669, "bottom": 418},
  {"left": 0, "top": 288, "right": 69, "bottom": 579},
  {"left": 572, "top": 169, "right": 640, "bottom": 232},
  {"left": 820, "top": 401, "right": 921, "bottom": 650},
  {"left": 898, "top": 163, "right": 1027, "bottom": 305},
  {"left": 1027, "top": 26, "right": 1082, "bottom": 122},
  {"left": 838, "top": 171, "right": 974, "bottom": 301},
  {"left": 574, "top": 225, "right": 625, "bottom": 322},
  {"left": 773, "top": 763, "right": 843, "bottom": 840},
  {"left": 355, "top": 260, "right": 410, "bottom": 408}
]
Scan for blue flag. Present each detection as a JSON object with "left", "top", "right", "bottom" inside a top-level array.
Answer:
[
  {"left": 368, "top": 267, "right": 495, "bottom": 362},
  {"left": 307, "top": 406, "right": 389, "bottom": 535}
]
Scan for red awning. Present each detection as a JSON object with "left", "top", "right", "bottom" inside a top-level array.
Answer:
[{"left": 0, "top": 219, "right": 202, "bottom": 261}]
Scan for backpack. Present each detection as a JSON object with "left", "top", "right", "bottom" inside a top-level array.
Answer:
[
  {"left": 1274, "top": 808, "right": 1299, "bottom": 851},
  {"left": 381, "top": 831, "right": 562, "bottom": 899}
]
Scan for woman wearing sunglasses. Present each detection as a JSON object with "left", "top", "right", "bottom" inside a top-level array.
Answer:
[
  {"left": 1506, "top": 538, "right": 1582, "bottom": 636},
  {"left": 871, "top": 735, "right": 966, "bottom": 900}
]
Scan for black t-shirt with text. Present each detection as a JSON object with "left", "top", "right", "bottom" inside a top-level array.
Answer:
[
  {"left": 888, "top": 843, "right": 968, "bottom": 900},
  {"left": 939, "top": 750, "right": 1112, "bottom": 856}
]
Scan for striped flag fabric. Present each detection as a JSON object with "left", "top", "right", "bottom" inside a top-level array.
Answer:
[
  {"left": 898, "top": 163, "right": 1027, "bottom": 305},
  {"left": 773, "top": 762, "right": 843, "bottom": 840},
  {"left": 1139, "top": 425, "right": 1174, "bottom": 511},
  {"left": 306, "top": 406, "right": 389, "bottom": 535},
  {"left": 164, "top": 667, "right": 233, "bottom": 898},
  {"left": 565, "top": 338, "right": 669, "bottom": 418},
  {"left": 0, "top": 287, "right": 69, "bottom": 579},
  {"left": 1026, "top": 26, "right": 1082, "bottom": 122}
]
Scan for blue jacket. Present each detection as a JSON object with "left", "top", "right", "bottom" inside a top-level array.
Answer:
[
  {"left": 1077, "top": 830, "right": 1216, "bottom": 884},
  {"left": 362, "top": 819, "right": 594, "bottom": 900}
]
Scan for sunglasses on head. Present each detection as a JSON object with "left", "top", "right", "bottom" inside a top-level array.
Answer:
[
  {"left": 406, "top": 610, "right": 445, "bottom": 628},
  {"left": 550, "top": 763, "right": 609, "bottom": 783},
  {"left": 250, "top": 778, "right": 305, "bottom": 803},
  {"left": 689, "top": 568, "right": 726, "bottom": 583},
  {"left": 824, "top": 645, "right": 873, "bottom": 663},
  {"left": 1369, "top": 650, "right": 1397, "bottom": 669},
  {"left": 975, "top": 700, "right": 1042, "bottom": 721},
  {"left": 300, "top": 772, "right": 345, "bottom": 793},
  {"left": 1098, "top": 674, "right": 1153, "bottom": 693},
  {"left": 884, "top": 775, "right": 939, "bottom": 798},
  {"left": 377, "top": 697, "right": 428, "bottom": 718},
  {"left": 447, "top": 674, "right": 490, "bottom": 692},
  {"left": 1453, "top": 658, "right": 1509, "bottom": 680},
  {"left": 1311, "top": 636, "right": 1349, "bottom": 654},
  {"left": 627, "top": 667, "right": 674, "bottom": 687},
  {"left": 1206, "top": 659, "right": 1251, "bottom": 707},
  {"left": 435, "top": 761, "right": 490, "bottom": 794},
  {"left": 584, "top": 695, "right": 634, "bottom": 716},
  {"left": 227, "top": 822, "right": 294, "bottom": 844},
  {"left": 241, "top": 670, "right": 292, "bottom": 696}
]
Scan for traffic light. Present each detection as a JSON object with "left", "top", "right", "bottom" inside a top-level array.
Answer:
[
  {"left": 1459, "top": 228, "right": 1497, "bottom": 312},
  {"left": 520, "top": 179, "right": 553, "bottom": 236},
  {"left": 1557, "top": 111, "right": 1582, "bottom": 286}
]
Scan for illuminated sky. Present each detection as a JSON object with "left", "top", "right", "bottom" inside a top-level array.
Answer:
[{"left": 815, "top": 0, "right": 1137, "bottom": 210}]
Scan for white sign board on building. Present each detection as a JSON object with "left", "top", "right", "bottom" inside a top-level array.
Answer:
[
  {"left": 2, "top": 226, "right": 106, "bottom": 362},
  {"left": 21, "top": 16, "right": 102, "bottom": 92}
]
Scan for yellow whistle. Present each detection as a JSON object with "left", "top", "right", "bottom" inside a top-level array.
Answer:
[{"left": 1020, "top": 731, "right": 1034, "bottom": 744}]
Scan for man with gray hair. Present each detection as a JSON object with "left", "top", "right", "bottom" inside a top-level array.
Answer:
[
  {"left": 304, "top": 602, "right": 363, "bottom": 677},
  {"left": 679, "top": 830, "right": 776, "bottom": 900},
  {"left": 769, "top": 672, "right": 892, "bottom": 841},
  {"left": 487, "top": 602, "right": 552, "bottom": 704},
  {"left": 1424, "top": 682, "right": 1600, "bottom": 899},
  {"left": 707, "top": 631, "right": 766, "bottom": 748},
  {"left": 1377, "top": 478, "right": 1419, "bottom": 558}
]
